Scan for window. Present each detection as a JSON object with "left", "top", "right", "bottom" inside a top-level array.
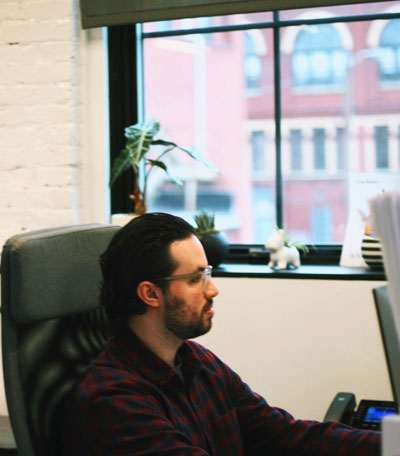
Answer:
[
  {"left": 312, "top": 206, "right": 333, "bottom": 243},
  {"left": 110, "top": 2, "right": 400, "bottom": 252},
  {"left": 245, "top": 32, "right": 262, "bottom": 91},
  {"left": 251, "top": 131, "right": 267, "bottom": 173},
  {"left": 378, "top": 18, "right": 400, "bottom": 82},
  {"left": 290, "top": 129, "right": 302, "bottom": 171},
  {"left": 313, "top": 128, "right": 326, "bottom": 170},
  {"left": 375, "top": 126, "right": 389, "bottom": 169},
  {"left": 292, "top": 24, "right": 347, "bottom": 87},
  {"left": 336, "top": 127, "right": 345, "bottom": 171}
]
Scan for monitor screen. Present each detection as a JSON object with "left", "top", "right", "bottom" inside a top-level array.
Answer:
[
  {"left": 374, "top": 285, "right": 400, "bottom": 411},
  {"left": 364, "top": 405, "right": 396, "bottom": 424}
]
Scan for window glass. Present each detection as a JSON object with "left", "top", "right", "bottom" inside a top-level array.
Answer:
[
  {"left": 375, "top": 126, "right": 389, "bottom": 168},
  {"left": 141, "top": 4, "right": 400, "bottom": 246},
  {"left": 313, "top": 128, "right": 326, "bottom": 170},
  {"left": 280, "top": 1, "right": 398, "bottom": 20},
  {"left": 292, "top": 24, "right": 346, "bottom": 86},
  {"left": 379, "top": 18, "right": 400, "bottom": 81},
  {"left": 336, "top": 127, "right": 345, "bottom": 171},
  {"left": 282, "top": 13, "right": 400, "bottom": 245},
  {"left": 143, "top": 29, "right": 275, "bottom": 243},
  {"left": 143, "top": 12, "right": 273, "bottom": 33},
  {"left": 290, "top": 129, "right": 302, "bottom": 171},
  {"left": 251, "top": 131, "right": 267, "bottom": 172},
  {"left": 245, "top": 33, "right": 262, "bottom": 90}
]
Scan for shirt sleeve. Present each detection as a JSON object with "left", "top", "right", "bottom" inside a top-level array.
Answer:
[
  {"left": 226, "top": 364, "right": 381, "bottom": 456},
  {"left": 63, "top": 386, "right": 211, "bottom": 456}
]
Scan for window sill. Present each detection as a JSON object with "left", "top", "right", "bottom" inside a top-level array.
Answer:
[{"left": 213, "top": 263, "right": 386, "bottom": 281}]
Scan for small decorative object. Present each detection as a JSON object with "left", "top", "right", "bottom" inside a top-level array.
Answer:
[
  {"left": 361, "top": 224, "right": 384, "bottom": 270},
  {"left": 110, "top": 119, "right": 218, "bottom": 215},
  {"left": 265, "top": 228, "right": 303, "bottom": 270},
  {"left": 194, "top": 210, "right": 229, "bottom": 268}
]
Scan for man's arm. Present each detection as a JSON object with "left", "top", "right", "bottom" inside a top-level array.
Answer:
[
  {"left": 63, "top": 387, "right": 211, "bottom": 455},
  {"left": 230, "top": 371, "right": 381, "bottom": 456}
]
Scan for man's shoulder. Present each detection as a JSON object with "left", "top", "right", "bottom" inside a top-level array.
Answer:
[{"left": 78, "top": 350, "right": 142, "bottom": 394}]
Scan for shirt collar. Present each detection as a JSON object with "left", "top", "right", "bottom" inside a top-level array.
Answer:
[{"left": 111, "top": 325, "right": 203, "bottom": 385}]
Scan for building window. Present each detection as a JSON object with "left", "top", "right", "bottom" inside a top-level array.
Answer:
[
  {"left": 398, "top": 125, "right": 400, "bottom": 165},
  {"left": 313, "top": 128, "right": 326, "bottom": 170},
  {"left": 251, "top": 131, "right": 267, "bottom": 172},
  {"left": 245, "top": 32, "right": 262, "bottom": 90},
  {"left": 378, "top": 19, "right": 400, "bottom": 82},
  {"left": 292, "top": 24, "right": 347, "bottom": 87},
  {"left": 375, "top": 126, "right": 389, "bottom": 169},
  {"left": 336, "top": 127, "right": 345, "bottom": 171},
  {"left": 290, "top": 129, "right": 302, "bottom": 171},
  {"left": 312, "top": 206, "right": 333, "bottom": 243}
]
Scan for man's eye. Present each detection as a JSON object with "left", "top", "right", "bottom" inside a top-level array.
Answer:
[{"left": 190, "top": 275, "right": 202, "bottom": 283}]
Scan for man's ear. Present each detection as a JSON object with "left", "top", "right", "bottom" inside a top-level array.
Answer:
[{"left": 137, "top": 281, "right": 163, "bottom": 308}]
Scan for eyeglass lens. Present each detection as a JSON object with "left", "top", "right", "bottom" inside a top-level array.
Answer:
[{"left": 202, "top": 268, "right": 212, "bottom": 292}]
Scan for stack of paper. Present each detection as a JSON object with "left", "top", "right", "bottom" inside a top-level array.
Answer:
[
  {"left": 369, "top": 191, "right": 400, "bottom": 338},
  {"left": 370, "top": 190, "right": 400, "bottom": 455}
]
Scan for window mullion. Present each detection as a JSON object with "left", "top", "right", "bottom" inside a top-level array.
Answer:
[{"left": 273, "top": 11, "right": 283, "bottom": 229}]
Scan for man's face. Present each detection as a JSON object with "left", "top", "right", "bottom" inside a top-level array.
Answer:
[{"left": 162, "top": 235, "right": 219, "bottom": 340}]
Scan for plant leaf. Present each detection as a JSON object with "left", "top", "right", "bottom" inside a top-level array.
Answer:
[
  {"left": 147, "top": 159, "right": 183, "bottom": 186},
  {"left": 109, "top": 148, "right": 134, "bottom": 187},
  {"left": 153, "top": 140, "right": 219, "bottom": 173},
  {"left": 147, "top": 159, "right": 167, "bottom": 172},
  {"left": 152, "top": 139, "right": 176, "bottom": 148},
  {"left": 124, "top": 119, "right": 160, "bottom": 163},
  {"left": 177, "top": 145, "right": 220, "bottom": 172},
  {"left": 194, "top": 210, "right": 217, "bottom": 233}
]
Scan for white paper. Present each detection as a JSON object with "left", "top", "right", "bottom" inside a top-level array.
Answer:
[{"left": 340, "top": 173, "right": 400, "bottom": 268}]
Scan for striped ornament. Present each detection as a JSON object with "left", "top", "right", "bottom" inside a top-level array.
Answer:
[{"left": 361, "top": 233, "right": 384, "bottom": 270}]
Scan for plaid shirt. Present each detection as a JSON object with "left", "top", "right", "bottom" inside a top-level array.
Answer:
[{"left": 63, "top": 326, "right": 380, "bottom": 455}]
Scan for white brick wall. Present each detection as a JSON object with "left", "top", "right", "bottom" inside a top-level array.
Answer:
[
  {"left": 0, "top": 0, "right": 83, "bottom": 247},
  {"left": 0, "top": 0, "right": 108, "bottom": 414}
]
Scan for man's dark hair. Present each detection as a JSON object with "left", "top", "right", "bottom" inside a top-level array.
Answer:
[{"left": 100, "top": 212, "right": 195, "bottom": 326}]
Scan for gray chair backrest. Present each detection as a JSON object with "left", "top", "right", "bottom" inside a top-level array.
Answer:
[{"left": 1, "top": 224, "right": 120, "bottom": 456}]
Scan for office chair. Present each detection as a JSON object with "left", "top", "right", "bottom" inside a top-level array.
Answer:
[
  {"left": 1, "top": 223, "right": 120, "bottom": 456},
  {"left": 0, "top": 415, "right": 17, "bottom": 454}
]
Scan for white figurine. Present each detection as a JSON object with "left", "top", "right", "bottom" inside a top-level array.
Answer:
[{"left": 265, "top": 228, "right": 300, "bottom": 270}]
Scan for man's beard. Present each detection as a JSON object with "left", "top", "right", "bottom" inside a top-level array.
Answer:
[{"left": 164, "top": 293, "right": 213, "bottom": 340}]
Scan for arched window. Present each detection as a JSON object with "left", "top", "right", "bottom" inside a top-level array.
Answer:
[
  {"left": 378, "top": 19, "right": 400, "bottom": 82},
  {"left": 292, "top": 24, "right": 347, "bottom": 86},
  {"left": 245, "top": 32, "right": 262, "bottom": 90}
]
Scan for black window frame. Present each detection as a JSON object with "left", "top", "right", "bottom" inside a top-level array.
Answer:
[{"left": 108, "top": 6, "right": 400, "bottom": 267}]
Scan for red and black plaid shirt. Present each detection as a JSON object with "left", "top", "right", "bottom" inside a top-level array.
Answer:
[{"left": 63, "top": 326, "right": 380, "bottom": 455}]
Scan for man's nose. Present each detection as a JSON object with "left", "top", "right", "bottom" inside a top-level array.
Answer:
[{"left": 204, "top": 278, "right": 219, "bottom": 297}]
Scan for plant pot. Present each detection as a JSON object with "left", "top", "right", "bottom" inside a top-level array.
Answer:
[
  {"left": 197, "top": 232, "right": 229, "bottom": 268},
  {"left": 361, "top": 232, "right": 384, "bottom": 270}
]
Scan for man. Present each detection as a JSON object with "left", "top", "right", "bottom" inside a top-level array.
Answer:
[{"left": 63, "top": 212, "right": 380, "bottom": 455}]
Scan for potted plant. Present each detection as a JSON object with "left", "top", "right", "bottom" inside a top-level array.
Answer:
[
  {"left": 110, "top": 119, "right": 218, "bottom": 216},
  {"left": 194, "top": 210, "right": 229, "bottom": 268}
]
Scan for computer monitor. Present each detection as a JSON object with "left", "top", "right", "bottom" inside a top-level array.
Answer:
[{"left": 373, "top": 285, "right": 400, "bottom": 411}]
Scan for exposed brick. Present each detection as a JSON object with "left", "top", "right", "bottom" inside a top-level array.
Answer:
[{"left": 0, "top": 0, "right": 81, "bottom": 250}]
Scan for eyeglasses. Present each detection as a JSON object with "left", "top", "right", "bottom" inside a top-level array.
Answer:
[{"left": 162, "top": 266, "right": 213, "bottom": 292}]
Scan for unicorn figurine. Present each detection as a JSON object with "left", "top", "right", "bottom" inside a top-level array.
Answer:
[{"left": 265, "top": 229, "right": 300, "bottom": 270}]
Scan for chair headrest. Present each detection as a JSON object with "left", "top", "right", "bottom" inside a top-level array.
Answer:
[{"left": 1, "top": 224, "right": 120, "bottom": 324}]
